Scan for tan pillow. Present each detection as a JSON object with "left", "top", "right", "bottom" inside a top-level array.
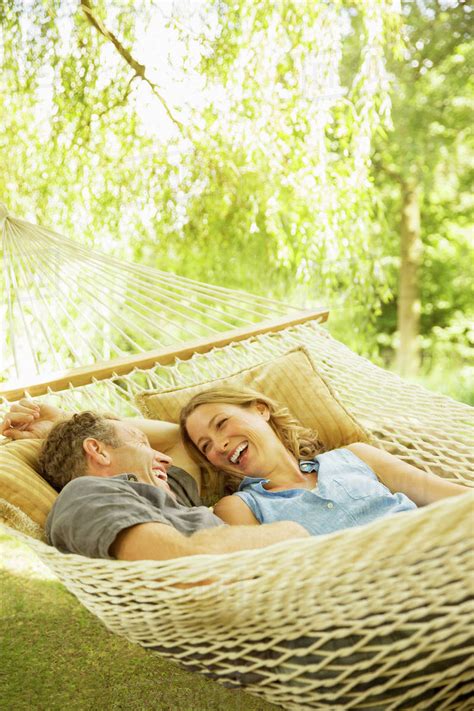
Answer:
[
  {"left": 0, "top": 439, "right": 57, "bottom": 529},
  {"left": 136, "top": 347, "right": 368, "bottom": 450}
]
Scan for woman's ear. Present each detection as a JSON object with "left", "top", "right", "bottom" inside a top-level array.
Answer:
[{"left": 255, "top": 401, "right": 271, "bottom": 421}]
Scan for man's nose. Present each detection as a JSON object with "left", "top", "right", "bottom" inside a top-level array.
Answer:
[{"left": 154, "top": 450, "right": 172, "bottom": 467}]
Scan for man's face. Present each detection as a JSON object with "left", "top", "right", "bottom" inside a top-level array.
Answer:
[{"left": 105, "top": 421, "right": 173, "bottom": 495}]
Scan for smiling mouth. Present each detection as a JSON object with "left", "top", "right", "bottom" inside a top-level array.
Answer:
[
  {"left": 229, "top": 442, "right": 248, "bottom": 465},
  {"left": 152, "top": 468, "right": 168, "bottom": 482}
]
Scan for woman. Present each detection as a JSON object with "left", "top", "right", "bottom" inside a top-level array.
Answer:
[{"left": 180, "top": 386, "right": 468, "bottom": 534}]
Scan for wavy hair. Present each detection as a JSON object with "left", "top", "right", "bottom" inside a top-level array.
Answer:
[
  {"left": 38, "top": 411, "right": 121, "bottom": 491},
  {"left": 179, "top": 386, "right": 323, "bottom": 498}
]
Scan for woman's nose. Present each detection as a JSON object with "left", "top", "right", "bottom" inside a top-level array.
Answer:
[{"left": 216, "top": 436, "right": 229, "bottom": 453}]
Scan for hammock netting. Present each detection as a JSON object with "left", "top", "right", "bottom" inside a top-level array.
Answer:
[
  {"left": 0, "top": 202, "right": 301, "bottom": 383},
  {"left": 1, "top": 205, "right": 473, "bottom": 709}
]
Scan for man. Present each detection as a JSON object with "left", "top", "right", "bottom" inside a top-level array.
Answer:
[
  {"left": 3, "top": 403, "right": 468, "bottom": 702},
  {"left": 2, "top": 400, "right": 308, "bottom": 561}
]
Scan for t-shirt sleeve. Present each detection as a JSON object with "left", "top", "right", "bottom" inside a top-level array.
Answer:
[
  {"left": 232, "top": 491, "right": 263, "bottom": 522},
  {"left": 167, "top": 465, "right": 201, "bottom": 507},
  {"left": 46, "top": 476, "right": 171, "bottom": 559}
]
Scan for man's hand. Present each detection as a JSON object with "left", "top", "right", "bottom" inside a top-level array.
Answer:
[{"left": 0, "top": 399, "right": 66, "bottom": 440}]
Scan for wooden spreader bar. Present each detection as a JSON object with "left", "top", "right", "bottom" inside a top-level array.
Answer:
[{"left": 1, "top": 308, "right": 328, "bottom": 402}]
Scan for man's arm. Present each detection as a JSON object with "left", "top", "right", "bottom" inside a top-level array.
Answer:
[
  {"left": 346, "top": 443, "right": 470, "bottom": 506},
  {"left": 124, "top": 417, "right": 180, "bottom": 451},
  {"left": 1, "top": 401, "right": 201, "bottom": 486},
  {"left": 111, "top": 519, "right": 309, "bottom": 561},
  {"left": 1, "top": 402, "right": 180, "bottom": 450},
  {"left": 0, "top": 400, "right": 66, "bottom": 439}
]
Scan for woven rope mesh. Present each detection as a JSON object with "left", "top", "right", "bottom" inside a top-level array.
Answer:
[
  {"left": 3, "top": 322, "right": 471, "bottom": 485},
  {"left": 2, "top": 205, "right": 472, "bottom": 488},
  {"left": 1, "top": 206, "right": 301, "bottom": 382},
  {"left": 1, "top": 207, "right": 473, "bottom": 707},
  {"left": 3, "top": 492, "right": 473, "bottom": 709}
]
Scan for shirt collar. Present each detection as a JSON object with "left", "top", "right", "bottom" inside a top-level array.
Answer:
[
  {"left": 238, "top": 459, "right": 319, "bottom": 490},
  {"left": 113, "top": 473, "right": 138, "bottom": 482},
  {"left": 238, "top": 476, "right": 267, "bottom": 491}
]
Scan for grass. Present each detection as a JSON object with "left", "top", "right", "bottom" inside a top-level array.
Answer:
[{"left": 1, "top": 536, "right": 277, "bottom": 711}]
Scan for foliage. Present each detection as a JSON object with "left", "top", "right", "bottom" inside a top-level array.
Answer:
[
  {"left": 370, "top": 0, "right": 473, "bottom": 397},
  {"left": 0, "top": 1, "right": 472, "bottom": 401},
  {"left": 144, "top": 1, "right": 401, "bottom": 324},
  {"left": 0, "top": 1, "right": 399, "bottom": 285}
]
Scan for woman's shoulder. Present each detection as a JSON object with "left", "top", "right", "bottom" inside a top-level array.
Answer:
[
  {"left": 320, "top": 443, "right": 377, "bottom": 461},
  {"left": 344, "top": 442, "right": 377, "bottom": 456},
  {"left": 213, "top": 494, "right": 259, "bottom": 525},
  {"left": 317, "top": 444, "right": 379, "bottom": 476}
]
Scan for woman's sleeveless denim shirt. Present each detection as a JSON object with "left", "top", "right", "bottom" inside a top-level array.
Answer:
[{"left": 234, "top": 448, "right": 417, "bottom": 536}]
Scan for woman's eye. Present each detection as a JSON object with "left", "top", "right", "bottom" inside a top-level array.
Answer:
[
  {"left": 216, "top": 418, "right": 228, "bottom": 429},
  {"left": 202, "top": 443, "right": 209, "bottom": 454}
]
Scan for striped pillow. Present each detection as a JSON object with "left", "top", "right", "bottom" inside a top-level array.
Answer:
[
  {"left": 136, "top": 347, "right": 368, "bottom": 451},
  {"left": 0, "top": 439, "right": 57, "bottom": 529}
]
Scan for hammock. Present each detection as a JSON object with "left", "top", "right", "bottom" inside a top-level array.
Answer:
[{"left": 1, "top": 204, "right": 473, "bottom": 710}]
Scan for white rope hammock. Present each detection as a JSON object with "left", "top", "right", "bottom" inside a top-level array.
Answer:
[
  {"left": 0, "top": 202, "right": 308, "bottom": 384},
  {"left": 1, "top": 204, "right": 473, "bottom": 709}
]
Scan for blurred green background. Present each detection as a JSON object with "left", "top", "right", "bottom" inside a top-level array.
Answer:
[{"left": 1, "top": 0, "right": 472, "bottom": 402}]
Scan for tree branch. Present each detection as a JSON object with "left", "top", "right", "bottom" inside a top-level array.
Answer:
[
  {"left": 80, "top": 0, "right": 184, "bottom": 131},
  {"left": 371, "top": 157, "right": 403, "bottom": 184}
]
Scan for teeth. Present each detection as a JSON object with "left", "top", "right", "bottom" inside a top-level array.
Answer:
[{"left": 230, "top": 442, "right": 247, "bottom": 464}]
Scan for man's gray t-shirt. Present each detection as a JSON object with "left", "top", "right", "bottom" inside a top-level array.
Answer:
[{"left": 46, "top": 466, "right": 224, "bottom": 559}]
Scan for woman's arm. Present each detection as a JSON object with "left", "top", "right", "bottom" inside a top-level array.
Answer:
[
  {"left": 213, "top": 495, "right": 260, "bottom": 525},
  {"left": 346, "top": 442, "right": 470, "bottom": 506}
]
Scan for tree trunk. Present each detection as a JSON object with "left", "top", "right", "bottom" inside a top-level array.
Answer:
[{"left": 397, "top": 181, "right": 422, "bottom": 377}]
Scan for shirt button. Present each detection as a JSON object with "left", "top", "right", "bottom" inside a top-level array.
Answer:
[{"left": 327, "top": 502, "right": 334, "bottom": 509}]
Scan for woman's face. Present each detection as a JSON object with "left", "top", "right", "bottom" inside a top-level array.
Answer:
[{"left": 185, "top": 401, "right": 292, "bottom": 478}]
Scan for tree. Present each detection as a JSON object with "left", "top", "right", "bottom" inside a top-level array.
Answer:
[
  {"left": 372, "top": 0, "right": 473, "bottom": 377},
  {"left": 145, "top": 0, "right": 402, "bottom": 349},
  {"left": 4, "top": 0, "right": 471, "bottom": 403},
  {"left": 0, "top": 1, "right": 399, "bottom": 286}
]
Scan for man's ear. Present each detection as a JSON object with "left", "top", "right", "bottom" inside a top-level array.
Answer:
[
  {"left": 255, "top": 401, "right": 271, "bottom": 421},
  {"left": 83, "top": 438, "right": 112, "bottom": 468}
]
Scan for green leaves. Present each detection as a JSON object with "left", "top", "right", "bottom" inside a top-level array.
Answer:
[{"left": 1, "top": 0, "right": 470, "bottom": 398}]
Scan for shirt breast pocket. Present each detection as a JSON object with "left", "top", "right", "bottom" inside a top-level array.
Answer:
[{"left": 332, "top": 474, "right": 385, "bottom": 501}]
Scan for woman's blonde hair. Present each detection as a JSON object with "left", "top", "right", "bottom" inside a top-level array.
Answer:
[{"left": 179, "top": 386, "right": 324, "bottom": 500}]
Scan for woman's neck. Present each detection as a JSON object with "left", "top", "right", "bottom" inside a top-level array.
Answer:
[{"left": 264, "top": 450, "right": 306, "bottom": 487}]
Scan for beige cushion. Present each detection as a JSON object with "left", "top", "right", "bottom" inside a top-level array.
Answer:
[
  {"left": 136, "top": 347, "right": 368, "bottom": 450},
  {"left": 0, "top": 439, "right": 57, "bottom": 529},
  {"left": 0, "top": 498, "right": 46, "bottom": 540}
]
